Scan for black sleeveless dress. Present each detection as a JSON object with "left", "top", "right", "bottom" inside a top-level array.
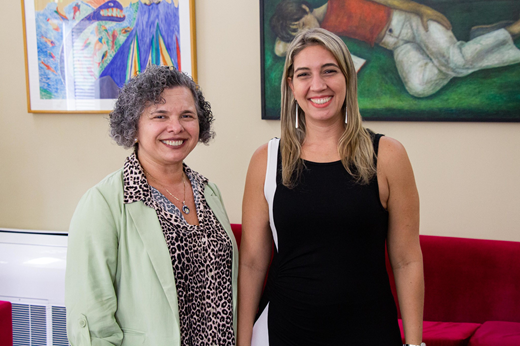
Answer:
[{"left": 253, "top": 134, "right": 402, "bottom": 346}]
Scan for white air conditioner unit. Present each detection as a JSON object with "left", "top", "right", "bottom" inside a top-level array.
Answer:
[{"left": 0, "top": 229, "right": 69, "bottom": 346}]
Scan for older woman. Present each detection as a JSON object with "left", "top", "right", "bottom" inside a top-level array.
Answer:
[
  {"left": 66, "top": 65, "right": 238, "bottom": 345},
  {"left": 238, "top": 28, "right": 424, "bottom": 345}
]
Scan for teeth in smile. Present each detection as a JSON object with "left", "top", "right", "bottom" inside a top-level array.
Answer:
[
  {"left": 162, "top": 140, "right": 183, "bottom": 146},
  {"left": 311, "top": 97, "right": 332, "bottom": 104}
]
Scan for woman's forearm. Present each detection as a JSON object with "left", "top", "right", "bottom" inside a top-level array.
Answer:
[
  {"left": 369, "top": 0, "right": 452, "bottom": 30},
  {"left": 237, "top": 261, "right": 269, "bottom": 345},
  {"left": 393, "top": 260, "right": 425, "bottom": 345}
]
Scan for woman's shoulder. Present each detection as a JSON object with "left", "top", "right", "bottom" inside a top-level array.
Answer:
[
  {"left": 70, "top": 169, "right": 126, "bottom": 235},
  {"left": 377, "top": 135, "right": 413, "bottom": 179},
  {"left": 378, "top": 136, "right": 408, "bottom": 160},
  {"left": 245, "top": 139, "right": 280, "bottom": 188},
  {"left": 77, "top": 168, "right": 125, "bottom": 208},
  {"left": 249, "top": 142, "right": 269, "bottom": 166},
  {"left": 91, "top": 168, "right": 125, "bottom": 194},
  {"left": 250, "top": 138, "right": 281, "bottom": 169},
  {"left": 252, "top": 138, "right": 280, "bottom": 159}
]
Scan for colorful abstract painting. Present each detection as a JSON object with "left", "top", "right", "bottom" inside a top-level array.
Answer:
[
  {"left": 260, "top": 0, "right": 520, "bottom": 121},
  {"left": 23, "top": 0, "right": 196, "bottom": 112}
]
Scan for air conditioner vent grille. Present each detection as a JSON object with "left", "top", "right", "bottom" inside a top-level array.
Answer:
[
  {"left": 52, "top": 306, "right": 69, "bottom": 346},
  {"left": 10, "top": 303, "right": 70, "bottom": 346},
  {"left": 30, "top": 305, "right": 47, "bottom": 345},
  {"left": 12, "top": 303, "right": 30, "bottom": 346}
]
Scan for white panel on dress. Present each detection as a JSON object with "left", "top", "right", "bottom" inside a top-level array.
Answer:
[
  {"left": 251, "top": 302, "right": 270, "bottom": 346},
  {"left": 264, "top": 138, "right": 280, "bottom": 251}
]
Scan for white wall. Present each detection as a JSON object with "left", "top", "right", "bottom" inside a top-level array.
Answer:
[{"left": 1, "top": 0, "right": 519, "bottom": 241}]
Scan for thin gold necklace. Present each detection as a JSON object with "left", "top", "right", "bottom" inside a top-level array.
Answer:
[{"left": 143, "top": 169, "right": 191, "bottom": 214}]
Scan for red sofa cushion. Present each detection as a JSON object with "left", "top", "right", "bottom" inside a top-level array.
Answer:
[
  {"left": 469, "top": 321, "right": 520, "bottom": 346},
  {"left": 399, "top": 319, "right": 481, "bottom": 346},
  {"left": 0, "top": 301, "right": 13, "bottom": 346},
  {"left": 421, "top": 236, "right": 520, "bottom": 323},
  {"left": 388, "top": 236, "right": 520, "bottom": 324}
]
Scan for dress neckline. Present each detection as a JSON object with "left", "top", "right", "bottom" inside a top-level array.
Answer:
[{"left": 302, "top": 158, "right": 342, "bottom": 166}]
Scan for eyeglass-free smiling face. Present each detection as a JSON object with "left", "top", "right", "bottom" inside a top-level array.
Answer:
[
  {"left": 288, "top": 44, "right": 347, "bottom": 126},
  {"left": 136, "top": 86, "right": 200, "bottom": 169}
]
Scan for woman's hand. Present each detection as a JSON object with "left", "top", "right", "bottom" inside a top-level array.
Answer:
[
  {"left": 369, "top": 0, "right": 452, "bottom": 31},
  {"left": 417, "top": 5, "right": 452, "bottom": 31}
]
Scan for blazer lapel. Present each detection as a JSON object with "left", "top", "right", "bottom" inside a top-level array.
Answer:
[{"left": 126, "top": 201, "right": 180, "bottom": 318}]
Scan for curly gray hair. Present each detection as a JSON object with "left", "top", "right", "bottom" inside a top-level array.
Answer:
[{"left": 109, "top": 65, "right": 214, "bottom": 149}]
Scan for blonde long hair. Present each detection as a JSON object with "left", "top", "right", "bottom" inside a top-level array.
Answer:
[{"left": 280, "top": 28, "right": 376, "bottom": 188}]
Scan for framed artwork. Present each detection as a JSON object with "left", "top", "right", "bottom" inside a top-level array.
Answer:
[
  {"left": 260, "top": 0, "right": 520, "bottom": 121},
  {"left": 22, "top": 0, "right": 197, "bottom": 113}
]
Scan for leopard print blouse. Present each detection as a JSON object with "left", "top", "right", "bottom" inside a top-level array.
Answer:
[{"left": 123, "top": 153, "right": 235, "bottom": 345}]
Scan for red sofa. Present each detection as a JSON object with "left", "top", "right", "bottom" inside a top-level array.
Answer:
[
  {"left": 231, "top": 224, "right": 520, "bottom": 345},
  {"left": 0, "top": 301, "right": 12, "bottom": 346}
]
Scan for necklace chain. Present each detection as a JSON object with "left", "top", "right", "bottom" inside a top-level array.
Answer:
[{"left": 143, "top": 169, "right": 191, "bottom": 214}]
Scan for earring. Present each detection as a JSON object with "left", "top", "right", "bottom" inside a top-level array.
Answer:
[
  {"left": 345, "top": 108, "right": 348, "bottom": 124},
  {"left": 295, "top": 104, "right": 299, "bottom": 129},
  {"left": 134, "top": 138, "right": 138, "bottom": 144}
]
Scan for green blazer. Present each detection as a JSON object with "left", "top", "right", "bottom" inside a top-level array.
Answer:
[{"left": 65, "top": 169, "right": 238, "bottom": 346}]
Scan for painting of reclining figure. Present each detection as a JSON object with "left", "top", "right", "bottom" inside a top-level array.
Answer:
[
  {"left": 23, "top": 0, "right": 195, "bottom": 112},
  {"left": 261, "top": 0, "right": 520, "bottom": 121}
]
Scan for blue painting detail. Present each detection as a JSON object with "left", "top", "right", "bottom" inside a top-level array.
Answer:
[
  {"left": 100, "top": 1, "right": 180, "bottom": 98},
  {"left": 34, "top": 0, "right": 180, "bottom": 100}
]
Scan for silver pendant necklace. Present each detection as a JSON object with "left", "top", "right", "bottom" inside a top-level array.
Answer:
[{"left": 144, "top": 169, "right": 190, "bottom": 214}]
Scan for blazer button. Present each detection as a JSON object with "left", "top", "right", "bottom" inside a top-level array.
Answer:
[{"left": 79, "top": 319, "right": 86, "bottom": 327}]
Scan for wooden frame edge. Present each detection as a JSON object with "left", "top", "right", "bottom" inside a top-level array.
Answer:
[
  {"left": 21, "top": 0, "right": 197, "bottom": 114},
  {"left": 21, "top": 0, "right": 32, "bottom": 113},
  {"left": 190, "top": 0, "right": 198, "bottom": 83}
]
